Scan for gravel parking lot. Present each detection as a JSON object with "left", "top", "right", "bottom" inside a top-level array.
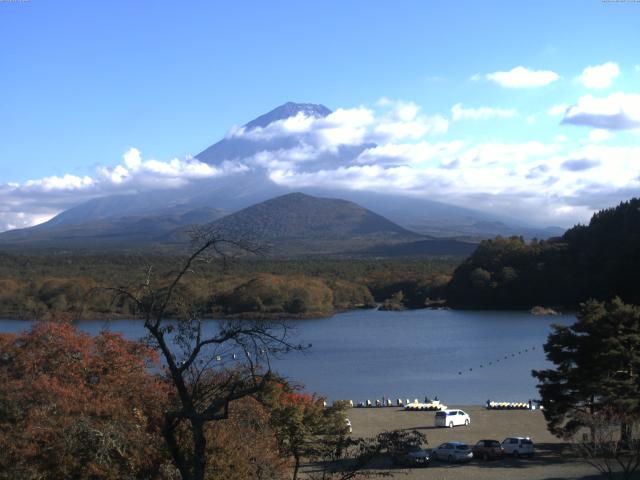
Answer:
[{"left": 335, "top": 406, "right": 603, "bottom": 480}]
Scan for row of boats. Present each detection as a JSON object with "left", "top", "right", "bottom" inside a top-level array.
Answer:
[
  {"left": 487, "top": 401, "right": 537, "bottom": 410},
  {"left": 335, "top": 398, "right": 537, "bottom": 410},
  {"left": 352, "top": 398, "right": 448, "bottom": 410}
]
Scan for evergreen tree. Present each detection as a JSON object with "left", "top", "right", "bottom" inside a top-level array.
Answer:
[
  {"left": 533, "top": 298, "right": 640, "bottom": 439},
  {"left": 447, "top": 197, "right": 640, "bottom": 309}
]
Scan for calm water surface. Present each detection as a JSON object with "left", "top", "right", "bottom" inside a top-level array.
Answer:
[{"left": 0, "top": 309, "right": 574, "bottom": 405}]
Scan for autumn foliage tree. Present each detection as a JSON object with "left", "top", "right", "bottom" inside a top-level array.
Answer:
[
  {"left": 183, "top": 395, "right": 287, "bottom": 480},
  {"left": 0, "top": 322, "right": 171, "bottom": 480},
  {"left": 261, "top": 384, "right": 350, "bottom": 480}
]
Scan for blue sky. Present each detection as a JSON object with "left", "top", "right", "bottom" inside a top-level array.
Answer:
[{"left": 1, "top": 0, "right": 639, "bottom": 230}]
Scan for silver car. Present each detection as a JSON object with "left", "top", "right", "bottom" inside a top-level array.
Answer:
[{"left": 431, "top": 442, "right": 473, "bottom": 462}]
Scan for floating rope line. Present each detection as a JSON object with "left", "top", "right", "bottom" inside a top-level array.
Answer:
[{"left": 456, "top": 345, "right": 541, "bottom": 376}]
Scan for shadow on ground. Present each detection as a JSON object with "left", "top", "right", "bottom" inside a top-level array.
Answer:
[{"left": 303, "top": 442, "right": 610, "bottom": 477}]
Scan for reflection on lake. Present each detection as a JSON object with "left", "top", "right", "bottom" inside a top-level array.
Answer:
[{"left": 0, "top": 309, "right": 574, "bottom": 405}]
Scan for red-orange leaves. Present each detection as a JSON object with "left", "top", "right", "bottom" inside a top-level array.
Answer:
[{"left": 0, "top": 322, "right": 170, "bottom": 480}]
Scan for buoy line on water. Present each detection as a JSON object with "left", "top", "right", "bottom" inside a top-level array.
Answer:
[{"left": 456, "top": 345, "right": 538, "bottom": 376}]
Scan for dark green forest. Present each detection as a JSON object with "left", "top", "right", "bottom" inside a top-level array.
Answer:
[{"left": 447, "top": 198, "right": 640, "bottom": 309}]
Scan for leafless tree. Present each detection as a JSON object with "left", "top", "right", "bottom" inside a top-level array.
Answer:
[
  {"left": 110, "top": 226, "right": 304, "bottom": 480},
  {"left": 573, "top": 407, "right": 640, "bottom": 480},
  {"left": 305, "top": 436, "right": 388, "bottom": 480},
  {"left": 304, "top": 429, "right": 428, "bottom": 480}
]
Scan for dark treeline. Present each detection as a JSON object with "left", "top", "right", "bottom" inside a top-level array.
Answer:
[
  {"left": 447, "top": 198, "right": 640, "bottom": 309},
  {"left": 0, "top": 253, "right": 458, "bottom": 319}
]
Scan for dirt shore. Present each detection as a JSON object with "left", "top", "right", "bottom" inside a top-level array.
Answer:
[{"left": 339, "top": 406, "right": 604, "bottom": 480}]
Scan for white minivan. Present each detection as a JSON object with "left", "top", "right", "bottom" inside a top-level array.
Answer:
[
  {"left": 435, "top": 409, "right": 471, "bottom": 428},
  {"left": 501, "top": 437, "right": 534, "bottom": 457}
]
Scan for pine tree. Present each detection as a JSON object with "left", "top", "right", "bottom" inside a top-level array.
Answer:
[{"left": 533, "top": 298, "right": 640, "bottom": 440}]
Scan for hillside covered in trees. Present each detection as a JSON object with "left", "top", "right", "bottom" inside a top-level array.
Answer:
[
  {"left": 447, "top": 198, "right": 640, "bottom": 309},
  {"left": 0, "top": 254, "right": 455, "bottom": 320}
]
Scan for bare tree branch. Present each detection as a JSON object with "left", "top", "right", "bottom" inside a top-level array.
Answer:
[{"left": 106, "top": 228, "right": 303, "bottom": 480}]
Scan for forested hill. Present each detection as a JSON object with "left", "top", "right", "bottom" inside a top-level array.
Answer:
[
  {"left": 163, "top": 192, "right": 465, "bottom": 256},
  {"left": 446, "top": 198, "right": 640, "bottom": 309},
  {"left": 208, "top": 192, "right": 415, "bottom": 240}
]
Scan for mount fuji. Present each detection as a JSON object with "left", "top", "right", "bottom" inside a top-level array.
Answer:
[{"left": 0, "top": 102, "right": 563, "bottom": 251}]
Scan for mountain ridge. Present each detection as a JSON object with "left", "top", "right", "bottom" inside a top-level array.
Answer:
[
  {"left": 243, "top": 102, "right": 331, "bottom": 130},
  {"left": 4, "top": 101, "right": 564, "bottom": 240},
  {"left": 0, "top": 191, "right": 477, "bottom": 257},
  {"left": 161, "top": 192, "right": 476, "bottom": 256}
]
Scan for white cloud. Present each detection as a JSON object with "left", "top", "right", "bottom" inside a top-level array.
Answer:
[
  {"left": 272, "top": 140, "right": 551, "bottom": 193},
  {"left": 96, "top": 147, "right": 245, "bottom": 188},
  {"left": 486, "top": 66, "right": 560, "bottom": 88},
  {"left": 123, "top": 148, "right": 142, "bottom": 169},
  {"left": 577, "top": 62, "right": 620, "bottom": 89},
  {"left": 373, "top": 115, "right": 448, "bottom": 141},
  {"left": 0, "top": 209, "right": 59, "bottom": 232},
  {"left": 548, "top": 104, "right": 568, "bottom": 116},
  {"left": 230, "top": 111, "right": 333, "bottom": 141},
  {"left": 23, "top": 174, "right": 95, "bottom": 191},
  {"left": 588, "top": 129, "right": 612, "bottom": 142},
  {"left": 355, "top": 141, "right": 464, "bottom": 166},
  {"left": 0, "top": 149, "right": 244, "bottom": 231},
  {"left": 231, "top": 100, "right": 448, "bottom": 148},
  {"left": 319, "top": 107, "right": 376, "bottom": 146},
  {"left": 266, "top": 140, "right": 640, "bottom": 226},
  {"left": 562, "top": 92, "right": 640, "bottom": 130},
  {"left": 451, "top": 103, "right": 517, "bottom": 121},
  {"left": 332, "top": 101, "right": 450, "bottom": 143}
]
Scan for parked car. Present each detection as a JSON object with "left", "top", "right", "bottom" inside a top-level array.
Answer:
[
  {"left": 472, "top": 439, "right": 505, "bottom": 460},
  {"left": 391, "top": 444, "right": 431, "bottom": 467},
  {"left": 434, "top": 409, "right": 471, "bottom": 428},
  {"left": 501, "top": 437, "right": 534, "bottom": 457},
  {"left": 431, "top": 442, "right": 473, "bottom": 462}
]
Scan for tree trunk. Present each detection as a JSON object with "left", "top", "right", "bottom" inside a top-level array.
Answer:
[
  {"left": 192, "top": 419, "right": 208, "bottom": 480},
  {"left": 621, "top": 421, "right": 632, "bottom": 447},
  {"left": 163, "top": 416, "right": 191, "bottom": 480},
  {"left": 292, "top": 451, "right": 300, "bottom": 480}
]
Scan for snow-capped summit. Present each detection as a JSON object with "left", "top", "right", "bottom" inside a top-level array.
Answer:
[
  {"left": 194, "top": 102, "right": 331, "bottom": 166},
  {"left": 244, "top": 102, "right": 331, "bottom": 130}
]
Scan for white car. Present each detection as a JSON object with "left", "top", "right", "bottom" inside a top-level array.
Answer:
[
  {"left": 434, "top": 409, "right": 471, "bottom": 428},
  {"left": 501, "top": 437, "right": 534, "bottom": 457},
  {"left": 431, "top": 442, "right": 473, "bottom": 462}
]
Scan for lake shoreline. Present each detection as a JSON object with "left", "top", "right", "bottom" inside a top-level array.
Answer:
[
  {"left": 0, "top": 309, "right": 575, "bottom": 404},
  {"left": 0, "top": 308, "right": 363, "bottom": 322},
  {"left": 0, "top": 304, "right": 570, "bottom": 322}
]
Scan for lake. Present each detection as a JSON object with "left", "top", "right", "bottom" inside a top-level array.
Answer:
[{"left": 0, "top": 309, "right": 574, "bottom": 405}]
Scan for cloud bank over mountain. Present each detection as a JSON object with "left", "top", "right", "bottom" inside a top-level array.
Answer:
[
  {"left": 1, "top": 62, "right": 639, "bottom": 233},
  {"left": 0, "top": 149, "right": 244, "bottom": 231}
]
